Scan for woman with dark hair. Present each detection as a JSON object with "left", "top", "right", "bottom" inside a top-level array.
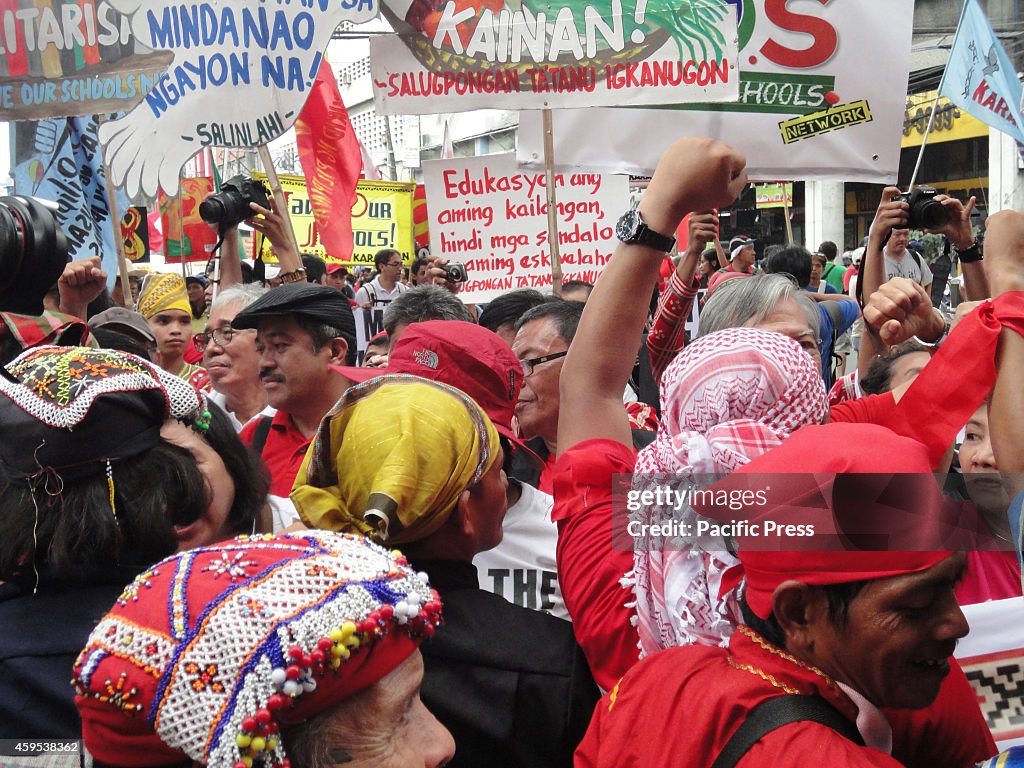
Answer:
[{"left": 0, "top": 345, "right": 268, "bottom": 737}]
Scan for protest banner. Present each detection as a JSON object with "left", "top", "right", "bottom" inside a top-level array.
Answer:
[
  {"left": 957, "top": 597, "right": 1024, "bottom": 750},
  {"left": 11, "top": 116, "right": 130, "bottom": 287},
  {"left": 422, "top": 153, "right": 628, "bottom": 303},
  {"left": 370, "top": 0, "right": 737, "bottom": 112},
  {"left": 353, "top": 306, "right": 384, "bottom": 365},
  {"left": 121, "top": 206, "right": 151, "bottom": 263},
  {"left": 253, "top": 173, "right": 415, "bottom": 266},
  {"left": 939, "top": 0, "right": 1024, "bottom": 159},
  {"left": 160, "top": 177, "right": 218, "bottom": 263},
  {"left": 95, "top": 0, "right": 379, "bottom": 198},
  {"left": 517, "top": 0, "right": 915, "bottom": 183},
  {"left": 755, "top": 182, "right": 792, "bottom": 209},
  {"left": 0, "top": 1, "right": 171, "bottom": 121}
]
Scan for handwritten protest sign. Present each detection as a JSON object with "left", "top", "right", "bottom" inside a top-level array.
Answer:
[
  {"left": 0, "top": 1, "right": 171, "bottom": 121},
  {"left": 370, "top": 0, "right": 737, "bottom": 112},
  {"left": 12, "top": 117, "right": 129, "bottom": 288},
  {"left": 422, "top": 153, "right": 627, "bottom": 303},
  {"left": 518, "top": 0, "right": 915, "bottom": 183},
  {"left": 98, "top": 0, "right": 379, "bottom": 198},
  {"left": 253, "top": 173, "right": 415, "bottom": 266}
]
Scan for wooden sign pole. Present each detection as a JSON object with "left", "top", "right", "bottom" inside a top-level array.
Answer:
[
  {"left": 96, "top": 115, "right": 133, "bottom": 306},
  {"left": 257, "top": 145, "right": 303, "bottom": 259},
  {"left": 781, "top": 182, "right": 795, "bottom": 245},
  {"left": 542, "top": 109, "right": 563, "bottom": 296}
]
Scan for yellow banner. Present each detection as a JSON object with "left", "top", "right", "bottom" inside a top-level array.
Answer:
[
  {"left": 902, "top": 90, "right": 988, "bottom": 148},
  {"left": 252, "top": 174, "right": 416, "bottom": 266}
]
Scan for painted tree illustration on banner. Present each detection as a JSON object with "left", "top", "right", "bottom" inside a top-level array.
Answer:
[
  {"left": 371, "top": 0, "right": 737, "bottom": 112},
  {"left": 517, "top": 0, "right": 731, "bottom": 61}
]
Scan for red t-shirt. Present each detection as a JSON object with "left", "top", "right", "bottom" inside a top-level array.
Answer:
[
  {"left": 829, "top": 392, "right": 897, "bottom": 425},
  {"left": 553, "top": 439, "right": 639, "bottom": 691},
  {"left": 239, "top": 410, "right": 312, "bottom": 499}
]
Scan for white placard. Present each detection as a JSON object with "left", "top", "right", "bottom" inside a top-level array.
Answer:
[
  {"left": 422, "top": 153, "right": 628, "bottom": 303},
  {"left": 517, "top": 0, "right": 915, "bottom": 183},
  {"left": 370, "top": 0, "right": 738, "bottom": 113}
]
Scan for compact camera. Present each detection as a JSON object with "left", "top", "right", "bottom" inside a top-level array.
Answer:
[
  {"left": 199, "top": 175, "right": 271, "bottom": 229},
  {"left": 443, "top": 263, "right": 469, "bottom": 283}
]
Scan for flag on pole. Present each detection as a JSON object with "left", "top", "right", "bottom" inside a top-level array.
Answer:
[
  {"left": 939, "top": 0, "right": 1024, "bottom": 152},
  {"left": 441, "top": 119, "right": 455, "bottom": 160},
  {"left": 295, "top": 59, "right": 363, "bottom": 261},
  {"left": 359, "top": 136, "right": 382, "bottom": 180},
  {"left": 11, "top": 116, "right": 129, "bottom": 288}
]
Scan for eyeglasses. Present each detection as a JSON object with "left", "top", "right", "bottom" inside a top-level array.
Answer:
[
  {"left": 194, "top": 325, "right": 243, "bottom": 352},
  {"left": 520, "top": 350, "right": 569, "bottom": 376},
  {"left": 386, "top": 261, "right": 403, "bottom": 268}
]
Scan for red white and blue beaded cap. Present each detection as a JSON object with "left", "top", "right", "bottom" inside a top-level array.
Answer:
[{"left": 73, "top": 531, "right": 442, "bottom": 768}]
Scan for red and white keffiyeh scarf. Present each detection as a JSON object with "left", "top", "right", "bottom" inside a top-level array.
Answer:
[{"left": 630, "top": 327, "right": 828, "bottom": 655}]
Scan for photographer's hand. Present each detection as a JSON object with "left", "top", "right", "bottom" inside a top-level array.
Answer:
[
  {"left": 424, "top": 256, "right": 460, "bottom": 294},
  {"left": 930, "top": 194, "right": 976, "bottom": 250},
  {"left": 58, "top": 256, "right": 107, "bottom": 319},
  {"left": 247, "top": 197, "right": 302, "bottom": 275}
]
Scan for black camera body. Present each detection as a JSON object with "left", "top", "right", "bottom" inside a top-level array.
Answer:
[
  {"left": 443, "top": 262, "right": 469, "bottom": 283},
  {"left": 199, "top": 175, "right": 271, "bottom": 229},
  {"left": 0, "top": 195, "right": 69, "bottom": 316},
  {"left": 892, "top": 186, "right": 948, "bottom": 230}
]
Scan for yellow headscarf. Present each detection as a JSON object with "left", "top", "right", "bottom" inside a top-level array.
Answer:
[
  {"left": 136, "top": 273, "right": 191, "bottom": 319},
  {"left": 291, "top": 375, "right": 501, "bottom": 545}
]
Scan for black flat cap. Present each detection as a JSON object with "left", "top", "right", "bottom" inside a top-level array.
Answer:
[{"left": 232, "top": 283, "right": 355, "bottom": 339}]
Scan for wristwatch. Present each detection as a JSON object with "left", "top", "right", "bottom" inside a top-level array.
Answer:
[
  {"left": 955, "top": 237, "right": 983, "bottom": 264},
  {"left": 616, "top": 209, "right": 676, "bottom": 252}
]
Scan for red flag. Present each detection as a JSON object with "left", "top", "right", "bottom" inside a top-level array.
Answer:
[{"left": 295, "top": 60, "right": 361, "bottom": 261}]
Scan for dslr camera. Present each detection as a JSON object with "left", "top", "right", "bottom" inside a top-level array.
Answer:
[
  {"left": 199, "top": 175, "right": 271, "bottom": 229},
  {"left": 892, "top": 186, "right": 948, "bottom": 230},
  {"left": 442, "top": 262, "right": 469, "bottom": 283},
  {"left": 0, "top": 195, "right": 69, "bottom": 316}
]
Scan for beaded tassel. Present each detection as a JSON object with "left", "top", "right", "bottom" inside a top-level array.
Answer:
[{"left": 107, "top": 460, "right": 118, "bottom": 524}]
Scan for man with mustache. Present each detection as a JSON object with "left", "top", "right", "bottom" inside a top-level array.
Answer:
[{"left": 233, "top": 283, "right": 358, "bottom": 530}]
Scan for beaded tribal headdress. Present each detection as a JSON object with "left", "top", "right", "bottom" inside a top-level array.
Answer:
[{"left": 74, "top": 531, "right": 442, "bottom": 768}]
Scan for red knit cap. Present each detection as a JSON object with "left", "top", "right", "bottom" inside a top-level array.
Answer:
[{"left": 73, "top": 531, "right": 441, "bottom": 768}]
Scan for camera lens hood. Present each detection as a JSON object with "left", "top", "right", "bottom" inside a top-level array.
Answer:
[{"left": 0, "top": 195, "right": 69, "bottom": 316}]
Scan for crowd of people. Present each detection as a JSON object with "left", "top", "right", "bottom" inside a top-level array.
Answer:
[{"left": 0, "top": 135, "right": 1022, "bottom": 768}]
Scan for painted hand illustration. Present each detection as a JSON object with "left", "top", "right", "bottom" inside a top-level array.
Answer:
[{"left": 99, "top": 0, "right": 378, "bottom": 198}]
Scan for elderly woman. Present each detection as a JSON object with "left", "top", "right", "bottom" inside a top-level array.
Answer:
[
  {"left": 291, "top": 376, "right": 599, "bottom": 768},
  {"left": 74, "top": 531, "right": 454, "bottom": 768},
  {"left": 0, "top": 346, "right": 268, "bottom": 737}
]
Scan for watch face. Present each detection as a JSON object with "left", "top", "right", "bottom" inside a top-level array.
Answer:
[{"left": 616, "top": 209, "right": 640, "bottom": 241}]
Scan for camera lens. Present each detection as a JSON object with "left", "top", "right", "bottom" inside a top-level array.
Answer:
[
  {"left": 199, "top": 176, "right": 270, "bottom": 228},
  {"left": 914, "top": 199, "right": 947, "bottom": 229},
  {"left": 0, "top": 195, "right": 69, "bottom": 315}
]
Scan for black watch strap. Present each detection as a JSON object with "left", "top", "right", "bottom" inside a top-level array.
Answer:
[
  {"left": 636, "top": 222, "right": 676, "bottom": 252},
  {"left": 957, "top": 240, "right": 983, "bottom": 263}
]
